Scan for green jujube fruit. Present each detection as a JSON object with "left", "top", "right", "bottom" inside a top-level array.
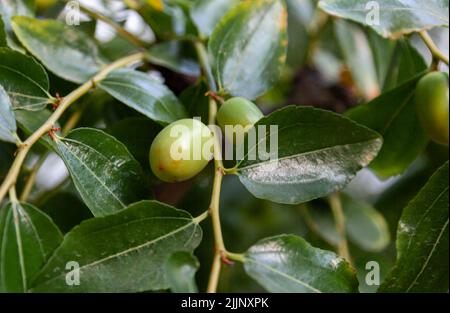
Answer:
[
  {"left": 217, "top": 97, "right": 264, "bottom": 131},
  {"left": 150, "top": 119, "right": 214, "bottom": 183},
  {"left": 415, "top": 72, "right": 449, "bottom": 145}
]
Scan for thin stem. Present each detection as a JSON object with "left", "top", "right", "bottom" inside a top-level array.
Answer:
[
  {"left": 206, "top": 98, "right": 226, "bottom": 293},
  {"left": 207, "top": 253, "right": 222, "bottom": 293},
  {"left": 328, "top": 193, "right": 352, "bottom": 265},
  {"left": 69, "top": 1, "right": 148, "bottom": 48},
  {"left": 195, "top": 41, "right": 228, "bottom": 293},
  {"left": 419, "top": 31, "right": 449, "bottom": 66},
  {"left": 194, "top": 41, "right": 217, "bottom": 93},
  {"left": 9, "top": 186, "right": 18, "bottom": 203},
  {"left": 299, "top": 205, "right": 336, "bottom": 247},
  {"left": 19, "top": 152, "right": 48, "bottom": 202},
  {"left": 0, "top": 52, "right": 146, "bottom": 203}
]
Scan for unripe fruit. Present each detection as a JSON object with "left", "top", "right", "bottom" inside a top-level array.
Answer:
[
  {"left": 150, "top": 119, "right": 213, "bottom": 183},
  {"left": 415, "top": 72, "right": 449, "bottom": 145},
  {"left": 217, "top": 97, "right": 264, "bottom": 131}
]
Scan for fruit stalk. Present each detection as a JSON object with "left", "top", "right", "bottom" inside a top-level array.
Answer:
[
  {"left": 419, "top": 31, "right": 449, "bottom": 66},
  {"left": 206, "top": 98, "right": 226, "bottom": 293}
]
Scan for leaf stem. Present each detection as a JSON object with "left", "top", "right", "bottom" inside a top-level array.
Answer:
[
  {"left": 67, "top": 0, "right": 149, "bottom": 48},
  {"left": 328, "top": 193, "right": 353, "bottom": 265},
  {"left": 0, "top": 52, "right": 146, "bottom": 204},
  {"left": 419, "top": 31, "right": 449, "bottom": 67}
]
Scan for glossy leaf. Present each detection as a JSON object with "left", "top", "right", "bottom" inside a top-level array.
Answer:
[
  {"left": 319, "top": 0, "right": 449, "bottom": 39},
  {"left": 30, "top": 201, "right": 203, "bottom": 292},
  {"left": 346, "top": 75, "right": 429, "bottom": 178},
  {"left": 379, "top": 162, "right": 449, "bottom": 292},
  {"left": 147, "top": 41, "right": 200, "bottom": 76},
  {"left": 54, "top": 128, "right": 149, "bottom": 217},
  {"left": 0, "top": 201, "right": 63, "bottom": 292},
  {"left": 236, "top": 106, "right": 383, "bottom": 204},
  {"left": 12, "top": 16, "right": 103, "bottom": 83},
  {"left": 190, "top": 0, "right": 238, "bottom": 36},
  {"left": 0, "top": 85, "right": 17, "bottom": 143},
  {"left": 98, "top": 69, "right": 188, "bottom": 125},
  {"left": 244, "top": 235, "right": 359, "bottom": 293},
  {"left": 334, "top": 19, "right": 379, "bottom": 99},
  {"left": 209, "top": 0, "right": 288, "bottom": 99},
  {"left": 165, "top": 251, "right": 199, "bottom": 293},
  {"left": 0, "top": 47, "right": 50, "bottom": 110}
]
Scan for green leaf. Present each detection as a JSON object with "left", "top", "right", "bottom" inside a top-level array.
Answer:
[
  {"left": 236, "top": 106, "right": 382, "bottom": 204},
  {"left": 147, "top": 41, "right": 200, "bottom": 76},
  {"left": 0, "top": 47, "right": 50, "bottom": 110},
  {"left": 30, "top": 201, "right": 203, "bottom": 292},
  {"left": 346, "top": 75, "right": 429, "bottom": 178},
  {"left": 379, "top": 162, "right": 449, "bottom": 292},
  {"left": 11, "top": 16, "right": 103, "bottom": 84},
  {"left": 0, "top": 201, "right": 63, "bottom": 292},
  {"left": 209, "top": 0, "right": 288, "bottom": 99},
  {"left": 319, "top": 0, "right": 449, "bottom": 39},
  {"left": 0, "top": 85, "right": 17, "bottom": 143},
  {"left": 190, "top": 0, "right": 238, "bottom": 36},
  {"left": 179, "top": 79, "right": 210, "bottom": 123},
  {"left": 0, "top": 0, "right": 35, "bottom": 31},
  {"left": 99, "top": 69, "right": 188, "bottom": 125},
  {"left": 165, "top": 251, "right": 199, "bottom": 293},
  {"left": 243, "top": 235, "right": 359, "bottom": 293},
  {"left": 137, "top": 0, "right": 192, "bottom": 40},
  {"left": 38, "top": 192, "right": 93, "bottom": 234},
  {"left": 285, "top": 0, "right": 314, "bottom": 69},
  {"left": 107, "top": 117, "right": 162, "bottom": 172},
  {"left": 334, "top": 19, "right": 379, "bottom": 99},
  {"left": 340, "top": 194, "right": 390, "bottom": 252},
  {"left": 305, "top": 195, "right": 390, "bottom": 252},
  {"left": 381, "top": 40, "right": 427, "bottom": 91},
  {"left": 54, "top": 128, "right": 149, "bottom": 217},
  {"left": 0, "top": 15, "right": 6, "bottom": 46},
  {"left": 366, "top": 32, "right": 426, "bottom": 91}
]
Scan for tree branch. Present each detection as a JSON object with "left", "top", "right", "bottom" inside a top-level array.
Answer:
[{"left": 0, "top": 52, "right": 146, "bottom": 203}]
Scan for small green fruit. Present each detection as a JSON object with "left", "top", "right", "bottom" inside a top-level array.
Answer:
[
  {"left": 150, "top": 119, "right": 213, "bottom": 183},
  {"left": 415, "top": 72, "right": 449, "bottom": 145},
  {"left": 217, "top": 97, "right": 264, "bottom": 132}
]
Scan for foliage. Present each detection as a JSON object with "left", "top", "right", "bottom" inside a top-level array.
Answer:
[{"left": 0, "top": 0, "right": 448, "bottom": 293}]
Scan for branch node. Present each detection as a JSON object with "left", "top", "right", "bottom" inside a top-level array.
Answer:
[
  {"left": 220, "top": 251, "right": 235, "bottom": 266},
  {"left": 47, "top": 127, "right": 61, "bottom": 141},
  {"left": 52, "top": 93, "right": 63, "bottom": 111}
]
